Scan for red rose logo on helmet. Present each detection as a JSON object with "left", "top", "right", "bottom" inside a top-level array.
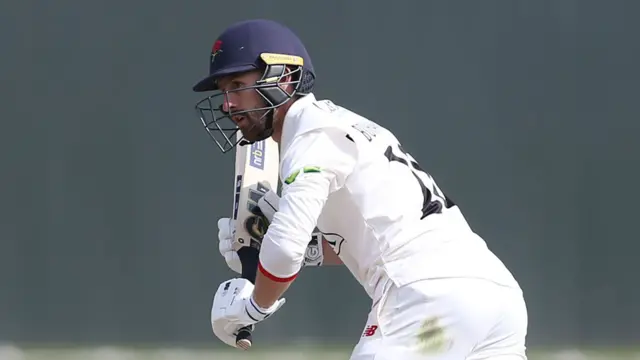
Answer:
[
  {"left": 212, "top": 40, "right": 222, "bottom": 52},
  {"left": 210, "top": 40, "right": 223, "bottom": 63}
]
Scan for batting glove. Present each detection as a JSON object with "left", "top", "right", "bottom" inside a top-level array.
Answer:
[
  {"left": 217, "top": 218, "right": 242, "bottom": 274},
  {"left": 211, "top": 278, "right": 285, "bottom": 348}
]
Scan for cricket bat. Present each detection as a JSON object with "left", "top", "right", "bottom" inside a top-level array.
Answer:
[{"left": 231, "top": 136, "right": 280, "bottom": 350}]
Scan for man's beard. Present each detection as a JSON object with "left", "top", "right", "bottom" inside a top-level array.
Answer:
[{"left": 238, "top": 109, "right": 271, "bottom": 142}]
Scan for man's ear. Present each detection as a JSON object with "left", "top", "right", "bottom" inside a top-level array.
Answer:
[{"left": 277, "top": 66, "right": 298, "bottom": 95}]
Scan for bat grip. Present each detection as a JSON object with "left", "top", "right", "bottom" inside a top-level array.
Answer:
[{"left": 235, "top": 245, "right": 260, "bottom": 349}]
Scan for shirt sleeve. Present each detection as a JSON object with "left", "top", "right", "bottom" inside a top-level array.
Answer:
[{"left": 257, "top": 127, "right": 357, "bottom": 281}]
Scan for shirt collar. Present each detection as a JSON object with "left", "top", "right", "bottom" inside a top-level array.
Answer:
[
  {"left": 280, "top": 93, "right": 316, "bottom": 151},
  {"left": 284, "top": 93, "right": 316, "bottom": 122}
]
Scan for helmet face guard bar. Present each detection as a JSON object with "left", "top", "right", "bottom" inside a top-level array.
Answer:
[
  {"left": 195, "top": 65, "right": 302, "bottom": 153},
  {"left": 195, "top": 93, "right": 270, "bottom": 154}
]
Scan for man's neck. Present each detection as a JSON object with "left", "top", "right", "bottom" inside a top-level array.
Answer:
[{"left": 271, "top": 97, "right": 299, "bottom": 143}]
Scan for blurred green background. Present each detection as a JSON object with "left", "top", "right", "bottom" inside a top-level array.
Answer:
[{"left": 1, "top": 0, "right": 639, "bottom": 358}]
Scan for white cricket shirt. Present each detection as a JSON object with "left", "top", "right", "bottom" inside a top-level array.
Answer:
[{"left": 258, "top": 94, "right": 520, "bottom": 300}]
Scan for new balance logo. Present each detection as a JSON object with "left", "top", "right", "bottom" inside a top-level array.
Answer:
[{"left": 362, "top": 325, "right": 378, "bottom": 337}]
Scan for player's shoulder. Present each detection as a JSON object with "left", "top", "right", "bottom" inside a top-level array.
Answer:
[
  {"left": 279, "top": 95, "right": 363, "bottom": 174},
  {"left": 282, "top": 93, "right": 390, "bottom": 145},
  {"left": 286, "top": 94, "right": 367, "bottom": 134}
]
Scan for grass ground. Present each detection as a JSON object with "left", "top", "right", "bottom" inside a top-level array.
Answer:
[{"left": 2, "top": 344, "right": 640, "bottom": 360}]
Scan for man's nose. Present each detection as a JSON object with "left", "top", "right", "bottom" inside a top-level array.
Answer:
[{"left": 221, "top": 93, "right": 236, "bottom": 113}]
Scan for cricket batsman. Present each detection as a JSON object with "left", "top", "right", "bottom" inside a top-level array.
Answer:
[{"left": 193, "top": 19, "right": 528, "bottom": 359}]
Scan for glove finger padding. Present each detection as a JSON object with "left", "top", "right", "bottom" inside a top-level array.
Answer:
[
  {"left": 224, "top": 251, "right": 242, "bottom": 274},
  {"left": 218, "top": 218, "right": 234, "bottom": 241},
  {"left": 217, "top": 218, "right": 242, "bottom": 274},
  {"left": 257, "top": 188, "right": 280, "bottom": 222},
  {"left": 211, "top": 319, "right": 248, "bottom": 348}
]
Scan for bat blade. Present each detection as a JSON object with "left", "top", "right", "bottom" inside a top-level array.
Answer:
[{"left": 231, "top": 137, "right": 280, "bottom": 350}]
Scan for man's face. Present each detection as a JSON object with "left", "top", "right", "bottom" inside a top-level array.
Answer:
[{"left": 216, "top": 70, "right": 269, "bottom": 142}]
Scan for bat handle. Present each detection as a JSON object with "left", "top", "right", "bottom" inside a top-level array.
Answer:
[
  {"left": 235, "top": 245, "right": 260, "bottom": 350},
  {"left": 235, "top": 326, "right": 253, "bottom": 350}
]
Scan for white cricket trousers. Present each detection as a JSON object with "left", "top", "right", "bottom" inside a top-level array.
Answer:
[{"left": 349, "top": 278, "right": 528, "bottom": 360}]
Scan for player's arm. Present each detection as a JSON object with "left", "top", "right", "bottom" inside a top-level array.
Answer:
[
  {"left": 256, "top": 190, "right": 342, "bottom": 267},
  {"left": 251, "top": 128, "right": 355, "bottom": 308}
]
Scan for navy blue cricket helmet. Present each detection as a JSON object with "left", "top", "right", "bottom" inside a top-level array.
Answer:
[{"left": 193, "top": 19, "right": 316, "bottom": 153}]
